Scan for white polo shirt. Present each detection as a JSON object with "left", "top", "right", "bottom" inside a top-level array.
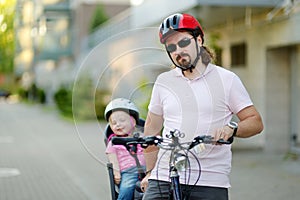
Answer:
[{"left": 148, "top": 63, "right": 253, "bottom": 188}]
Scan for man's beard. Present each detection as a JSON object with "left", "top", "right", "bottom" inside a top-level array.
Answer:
[{"left": 176, "top": 53, "right": 192, "bottom": 69}]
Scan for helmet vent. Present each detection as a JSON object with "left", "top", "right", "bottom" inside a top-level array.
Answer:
[
  {"left": 172, "top": 15, "right": 177, "bottom": 25},
  {"left": 166, "top": 19, "right": 170, "bottom": 28}
]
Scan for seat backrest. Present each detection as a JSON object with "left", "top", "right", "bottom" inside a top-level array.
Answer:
[{"left": 103, "top": 118, "right": 145, "bottom": 146}]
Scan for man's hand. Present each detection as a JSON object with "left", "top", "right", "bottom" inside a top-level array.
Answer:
[
  {"left": 140, "top": 172, "right": 151, "bottom": 192},
  {"left": 213, "top": 125, "right": 234, "bottom": 142}
]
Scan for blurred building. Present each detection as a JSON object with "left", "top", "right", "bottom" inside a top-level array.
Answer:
[{"left": 14, "top": 0, "right": 130, "bottom": 102}]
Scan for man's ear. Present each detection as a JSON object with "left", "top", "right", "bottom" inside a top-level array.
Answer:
[{"left": 197, "top": 36, "right": 203, "bottom": 46}]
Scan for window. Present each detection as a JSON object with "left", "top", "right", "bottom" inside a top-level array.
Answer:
[{"left": 230, "top": 42, "right": 247, "bottom": 67}]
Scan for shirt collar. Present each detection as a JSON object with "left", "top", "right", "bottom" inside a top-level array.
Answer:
[{"left": 173, "top": 63, "right": 214, "bottom": 80}]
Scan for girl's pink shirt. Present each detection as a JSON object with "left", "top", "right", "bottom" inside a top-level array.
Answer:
[{"left": 106, "top": 140, "right": 145, "bottom": 172}]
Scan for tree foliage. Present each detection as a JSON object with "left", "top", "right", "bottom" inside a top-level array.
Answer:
[
  {"left": 89, "top": 4, "right": 108, "bottom": 33},
  {"left": 54, "top": 74, "right": 110, "bottom": 120},
  {"left": 0, "top": 0, "right": 16, "bottom": 74}
]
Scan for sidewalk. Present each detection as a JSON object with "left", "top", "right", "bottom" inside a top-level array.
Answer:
[
  {"left": 0, "top": 101, "right": 300, "bottom": 200},
  {"left": 230, "top": 150, "right": 300, "bottom": 200}
]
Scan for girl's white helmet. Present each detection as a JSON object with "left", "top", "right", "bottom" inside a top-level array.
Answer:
[{"left": 104, "top": 98, "right": 139, "bottom": 122}]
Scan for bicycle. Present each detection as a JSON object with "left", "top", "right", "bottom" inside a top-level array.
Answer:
[{"left": 112, "top": 129, "right": 233, "bottom": 200}]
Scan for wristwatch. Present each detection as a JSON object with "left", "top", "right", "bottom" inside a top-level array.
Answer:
[{"left": 227, "top": 121, "right": 238, "bottom": 137}]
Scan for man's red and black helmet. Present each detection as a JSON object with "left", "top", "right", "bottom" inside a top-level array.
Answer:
[{"left": 159, "top": 13, "right": 204, "bottom": 44}]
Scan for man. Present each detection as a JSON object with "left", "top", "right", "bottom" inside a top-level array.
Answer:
[{"left": 140, "top": 13, "right": 263, "bottom": 200}]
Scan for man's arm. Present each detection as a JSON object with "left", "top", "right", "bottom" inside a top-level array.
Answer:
[
  {"left": 143, "top": 111, "right": 163, "bottom": 172},
  {"left": 140, "top": 111, "right": 163, "bottom": 191},
  {"left": 235, "top": 105, "right": 264, "bottom": 138},
  {"left": 215, "top": 105, "right": 263, "bottom": 141}
]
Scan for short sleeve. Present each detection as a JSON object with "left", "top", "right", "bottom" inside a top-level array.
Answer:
[
  {"left": 228, "top": 75, "right": 253, "bottom": 114},
  {"left": 148, "top": 78, "right": 163, "bottom": 116},
  {"left": 105, "top": 141, "right": 116, "bottom": 154}
]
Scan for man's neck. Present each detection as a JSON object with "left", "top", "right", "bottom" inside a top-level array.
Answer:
[{"left": 183, "top": 63, "right": 207, "bottom": 80}]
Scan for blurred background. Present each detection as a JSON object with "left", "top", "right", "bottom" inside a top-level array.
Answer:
[
  {"left": 1, "top": 0, "right": 300, "bottom": 199},
  {"left": 2, "top": 0, "right": 299, "bottom": 152}
]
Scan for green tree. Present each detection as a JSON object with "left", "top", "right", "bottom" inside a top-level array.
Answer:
[
  {"left": 208, "top": 33, "right": 222, "bottom": 66},
  {"left": 89, "top": 4, "right": 108, "bottom": 33},
  {"left": 72, "top": 74, "right": 95, "bottom": 120},
  {"left": 0, "top": 0, "right": 15, "bottom": 74},
  {"left": 54, "top": 87, "right": 73, "bottom": 118}
]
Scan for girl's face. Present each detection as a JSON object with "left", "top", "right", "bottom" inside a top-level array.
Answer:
[{"left": 109, "top": 111, "right": 136, "bottom": 136}]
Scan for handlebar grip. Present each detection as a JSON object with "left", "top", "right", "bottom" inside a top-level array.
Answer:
[
  {"left": 111, "top": 137, "right": 140, "bottom": 146},
  {"left": 144, "top": 136, "right": 160, "bottom": 143},
  {"left": 217, "top": 136, "right": 234, "bottom": 144}
]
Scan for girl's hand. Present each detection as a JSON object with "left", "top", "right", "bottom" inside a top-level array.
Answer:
[
  {"left": 114, "top": 176, "right": 121, "bottom": 185},
  {"left": 114, "top": 172, "right": 121, "bottom": 185}
]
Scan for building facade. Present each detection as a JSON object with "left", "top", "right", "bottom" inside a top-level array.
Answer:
[{"left": 14, "top": 0, "right": 130, "bottom": 102}]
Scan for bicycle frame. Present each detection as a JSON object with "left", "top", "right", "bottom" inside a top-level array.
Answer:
[{"left": 170, "top": 166, "right": 182, "bottom": 200}]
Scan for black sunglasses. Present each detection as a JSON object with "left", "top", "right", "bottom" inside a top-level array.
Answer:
[{"left": 166, "top": 37, "right": 194, "bottom": 53}]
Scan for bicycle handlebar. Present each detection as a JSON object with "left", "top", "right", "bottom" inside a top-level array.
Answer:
[
  {"left": 112, "top": 135, "right": 163, "bottom": 147},
  {"left": 111, "top": 130, "right": 233, "bottom": 150}
]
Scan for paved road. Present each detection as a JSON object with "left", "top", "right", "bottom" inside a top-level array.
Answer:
[
  {"left": 1, "top": 101, "right": 300, "bottom": 200},
  {"left": 0, "top": 101, "right": 109, "bottom": 200}
]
